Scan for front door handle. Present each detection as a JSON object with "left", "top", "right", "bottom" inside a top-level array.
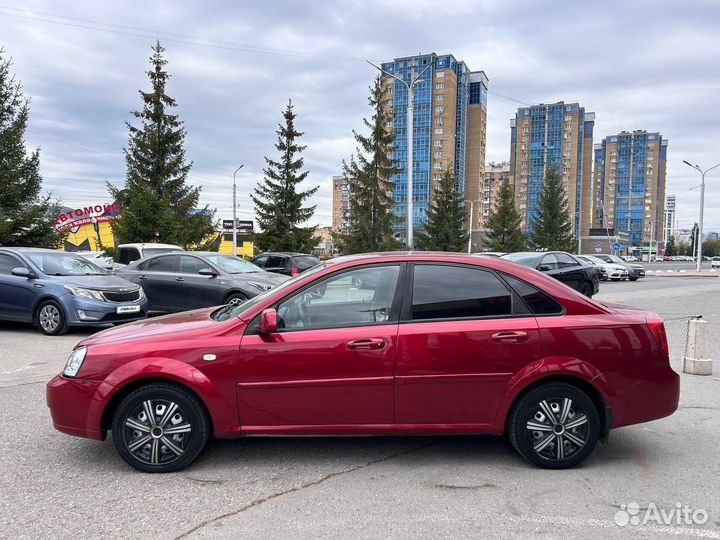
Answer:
[
  {"left": 492, "top": 331, "right": 529, "bottom": 343},
  {"left": 138, "top": 275, "right": 148, "bottom": 281},
  {"left": 347, "top": 338, "right": 385, "bottom": 350},
  {"left": 175, "top": 277, "right": 184, "bottom": 282}
]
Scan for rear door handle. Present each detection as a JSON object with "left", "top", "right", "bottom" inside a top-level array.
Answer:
[
  {"left": 347, "top": 338, "right": 385, "bottom": 350},
  {"left": 491, "top": 331, "right": 529, "bottom": 343},
  {"left": 175, "top": 277, "right": 184, "bottom": 282}
]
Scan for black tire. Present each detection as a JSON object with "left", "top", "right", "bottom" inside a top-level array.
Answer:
[
  {"left": 111, "top": 383, "right": 210, "bottom": 473},
  {"left": 628, "top": 276, "right": 639, "bottom": 282},
  {"left": 508, "top": 382, "right": 600, "bottom": 469},
  {"left": 579, "top": 281, "right": 594, "bottom": 297},
  {"left": 225, "top": 292, "right": 248, "bottom": 306},
  {"left": 35, "top": 300, "right": 69, "bottom": 336},
  {"left": 610, "top": 278, "right": 621, "bottom": 282}
]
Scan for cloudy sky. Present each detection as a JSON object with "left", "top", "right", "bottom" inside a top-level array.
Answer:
[{"left": 2, "top": 0, "right": 719, "bottom": 230}]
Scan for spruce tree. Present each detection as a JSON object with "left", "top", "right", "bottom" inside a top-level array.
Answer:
[
  {"left": 335, "top": 76, "right": 400, "bottom": 254},
  {"left": 108, "top": 41, "right": 213, "bottom": 247},
  {"left": 251, "top": 100, "right": 319, "bottom": 253},
  {"left": 415, "top": 169, "right": 467, "bottom": 252},
  {"left": 0, "top": 49, "right": 63, "bottom": 247},
  {"left": 485, "top": 179, "right": 525, "bottom": 252},
  {"left": 528, "top": 163, "right": 576, "bottom": 252}
]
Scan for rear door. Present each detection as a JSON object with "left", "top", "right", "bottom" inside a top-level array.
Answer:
[
  {"left": 394, "top": 263, "right": 543, "bottom": 425},
  {"left": 135, "top": 255, "right": 178, "bottom": 311}
]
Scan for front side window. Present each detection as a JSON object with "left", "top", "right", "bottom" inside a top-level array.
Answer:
[
  {"left": 178, "top": 256, "right": 210, "bottom": 274},
  {"left": 0, "top": 254, "right": 23, "bottom": 275},
  {"left": 277, "top": 265, "right": 401, "bottom": 330},
  {"left": 252, "top": 256, "right": 268, "bottom": 268},
  {"left": 411, "top": 265, "right": 512, "bottom": 320},
  {"left": 556, "top": 253, "right": 579, "bottom": 268},
  {"left": 540, "top": 254, "right": 560, "bottom": 270}
]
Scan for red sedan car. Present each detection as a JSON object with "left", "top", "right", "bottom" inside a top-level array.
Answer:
[{"left": 47, "top": 253, "right": 679, "bottom": 472}]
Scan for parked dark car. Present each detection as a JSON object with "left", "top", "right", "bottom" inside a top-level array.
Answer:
[
  {"left": 593, "top": 254, "right": 645, "bottom": 281},
  {"left": 251, "top": 252, "right": 320, "bottom": 277},
  {"left": 577, "top": 255, "right": 608, "bottom": 281},
  {"left": 501, "top": 251, "right": 600, "bottom": 297},
  {"left": 0, "top": 248, "right": 148, "bottom": 335},
  {"left": 117, "top": 252, "right": 289, "bottom": 313}
]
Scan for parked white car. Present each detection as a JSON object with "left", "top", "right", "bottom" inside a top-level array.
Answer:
[
  {"left": 580, "top": 254, "right": 629, "bottom": 281},
  {"left": 712, "top": 257, "right": 720, "bottom": 269},
  {"left": 113, "top": 243, "right": 184, "bottom": 268}
]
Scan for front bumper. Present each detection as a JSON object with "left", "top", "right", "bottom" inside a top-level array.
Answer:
[
  {"left": 64, "top": 296, "right": 149, "bottom": 326},
  {"left": 46, "top": 375, "right": 114, "bottom": 440},
  {"left": 607, "top": 269, "right": 628, "bottom": 279},
  {"left": 629, "top": 267, "right": 645, "bottom": 278}
]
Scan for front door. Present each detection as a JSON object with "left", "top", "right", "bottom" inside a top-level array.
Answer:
[
  {"left": 395, "top": 263, "right": 543, "bottom": 425},
  {"left": 0, "top": 253, "right": 36, "bottom": 321},
  {"left": 237, "top": 264, "right": 404, "bottom": 427},
  {"left": 169, "top": 255, "right": 223, "bottom": 310}
]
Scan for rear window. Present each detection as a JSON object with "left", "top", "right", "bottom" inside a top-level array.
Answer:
[
  {"left": 501, "top": 274, "right": 563, "bottom": 315},
  {"left": 293, "top": 255, "right": 320, "bottom": 270}
]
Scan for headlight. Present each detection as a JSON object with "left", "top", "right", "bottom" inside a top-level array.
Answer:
[
  {"left": 63, "top": 346, "right": 88, "bottom": 378},
  {"left": 136, "top": 287, "right": 145, "bottom": 299},
  {"left": 64, "top": 285, "right": 105, "bottom": 301},
  {"left": 248, "top": 281, "right": 273, "bottom": 292}
]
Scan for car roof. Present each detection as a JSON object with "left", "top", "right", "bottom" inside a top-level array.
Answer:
[
  {"left": 0, "top": 247, "right": 65, "bottom": 254},
  {"left": 255, "top": 252, "right": 309, "bottom": 257},
  {"left": 117, "top": 243, "right": 184, "bottom": 249}
]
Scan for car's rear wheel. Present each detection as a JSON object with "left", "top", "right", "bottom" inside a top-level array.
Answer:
[
  {"left": 111, "top": 383, "right": 210, "bottom": 473},
  {"left": 225, "top": 292, "right": 248, "bottom": 306},
  {"left": 35, "top": 300, "right": 69, "bottom": 336},
  {"left": 579, "top": 281, "right": 594, "bottom": 297},
  {"left": 629, "top": 276, "right": 638, "bottom": 281},
  {"left": 508, "top": 383, "right": 600, "bottom": 469}
]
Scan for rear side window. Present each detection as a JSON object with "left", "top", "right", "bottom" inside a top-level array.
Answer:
[
  {"left": 267, "top": 255, "right": 286, "bottom": 268},
  {"left": 293, "top": 256, "right": 320, "bottom": 270},
  {"left": 145, "top": 255, "right": 176, "bottom": 273},
  {"left": 411, "top": 264, "right": 512, "bottom": 320},
  {"left": 501, "top": 274, "right": 563, "bottom": 315}
]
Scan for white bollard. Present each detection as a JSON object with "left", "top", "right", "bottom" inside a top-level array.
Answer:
[{"left": 683, "top": 318, "right": 713, "bottom": 375}]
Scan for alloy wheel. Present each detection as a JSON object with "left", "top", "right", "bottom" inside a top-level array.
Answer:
[
  {"left": 526, "top": 397, "right": 589, "bottom": 461},
  {"left": 39, "top": 304, "right": 61, "bottom": 333},
  {"left": 123, "top": 399, "right": 192, "bottom": 466}
]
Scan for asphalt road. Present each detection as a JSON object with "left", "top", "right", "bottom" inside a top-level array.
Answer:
[{"left": 1, "top": 275, "right": 719, "bottom": 539}]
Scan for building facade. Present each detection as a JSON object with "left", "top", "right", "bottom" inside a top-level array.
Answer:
[
  {"left": 509, "top": 102, "right": 594, "bottom": 236},
  {"left": 482, "top": 162, "right": 510, "bottom": 226},
  {"left": 331, "top": 174, "right": 350, "bottom": 234},
  {"left": 663, "top": 194, "right": 677, "bottom": 243},
  {"left": 592, "top": 130, "right": 668, "bottom": 247},
  {"left": 379, "top": 53, "right": 488, "bottom": 237}
]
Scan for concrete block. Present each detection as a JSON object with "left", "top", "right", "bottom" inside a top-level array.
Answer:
[{"left": 683, "top": 318, "right": 713, "bottom": 375}]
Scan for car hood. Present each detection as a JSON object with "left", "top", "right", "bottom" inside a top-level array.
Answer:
[
  {"left": 54, "top": 274, "right": 141, "bottom": 291},
  {"left": 79, "top": 307, "right": 220, "bottom": 347},
  {"left": 229, "top": 271, "right": 289, "bottom": 285},
  {"left": 627, "top": 263, "right": 644, "bottom": 269}
]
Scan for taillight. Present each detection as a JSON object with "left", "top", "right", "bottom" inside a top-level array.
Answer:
[
  {"left": 291, "top": 267, "right": 300, "bottom": 277},
  {"left": 646, "top": 314, "right": 669, "bottom": 357}
]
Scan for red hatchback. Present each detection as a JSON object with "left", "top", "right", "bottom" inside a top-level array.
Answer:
[{"left": 47, "top": 253, "right": 679, "bottom": 472}]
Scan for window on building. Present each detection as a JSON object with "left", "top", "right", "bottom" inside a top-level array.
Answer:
[
  {"left": 435, "top": 82, "right": 444, "bottom": 89},
  {"left": 436, "top": 94, "right": 444, "bottom": 102},
  {"left": 434, "top": 128, "right": 444, "bottom": 135},
  {"left": 435, "top": 71, "right": 445, "bottom": 78}
]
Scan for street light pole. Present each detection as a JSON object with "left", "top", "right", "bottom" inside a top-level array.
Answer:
[
  {"left": 648, "top": 219, "right": 654, "bottom": 262},
  {"left": 466, "top": 199, "right": 481, "bottom": 253},
  {"left": 683, "top": 160, "right": 720, "bottom": 271},
  {"left": 367, "top": 59, "right": 433, "bottom": 249},
  {"left": 232, "top": 164, "right": 244, "bottom": 257}
]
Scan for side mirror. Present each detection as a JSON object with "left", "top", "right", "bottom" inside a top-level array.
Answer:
[
  {"left": 538, "top": 264, "right": 551, "bottom": 272},
  {"left": 11, "top": 267, "right": 33, "bottom": 278},
  {"left": 258, "top": 308, "right": 278, "bottom": 334},
  {"left": 198, "top": 268, "right": 217, "bottom": 277}
]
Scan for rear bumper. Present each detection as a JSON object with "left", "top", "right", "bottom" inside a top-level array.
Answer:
[
  {"left": 46, "top": 375, "right": 114, "bottom": 440},
  {"left": 609, "top": 366, "right": 680, "bottom": 429}
]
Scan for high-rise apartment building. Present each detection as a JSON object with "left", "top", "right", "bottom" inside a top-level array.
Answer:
[
  {"left": 380, "top": 53, "right": 488, "bottom": 236},
  {"left": 592, "top": 131, "right": 668, "bottom": 246},
  {"left": 509, "top": 102, "right": 595, "bottom": 236},
  {"left": 482, "top": 162, "right": 510, "bottom": 226},
  {"left": 331, "top": 174, "right": 350, "bottom": 234},
  {"left": 663, "top": 194, "right": 677, "bottom": 243}
]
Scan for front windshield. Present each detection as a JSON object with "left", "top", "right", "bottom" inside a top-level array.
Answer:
[
  {"left": 27, "top": 252, "right": 107, "bottom": 276},
  {"left": 212, "top": 262, "right": 326, "bottom": 322},
  {"left": 203, "top": 254, "right": 262, "bottom": 274}
]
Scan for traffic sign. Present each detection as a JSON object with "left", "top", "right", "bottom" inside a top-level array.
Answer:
[{"left": 611, "top": 242, "right": 621, "bottom": 252}]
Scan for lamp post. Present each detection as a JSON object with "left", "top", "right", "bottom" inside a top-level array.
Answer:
[
  {"left": 232, "top": 164, "right": 244, "bottom": 257},
  {"left": 466, "top": 199, "right": 481, "bottom": 253},
  {"left": 683, "top": 160, "right": 720, "bottom": 271},
  {"left": 647, "top": 219, "right": 655, "bottom": 262},
  {"left": 367, "top": 59, "right": 433, "bottom": 249}
]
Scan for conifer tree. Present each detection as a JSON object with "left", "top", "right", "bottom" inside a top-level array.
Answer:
[
  {"left": 415, "top": 169, "right": 468, "bottom": 252},
  {"left": 335, "top": 77, "right": 400, "bottom": 254},
  {"left": 485, "top": 179, "right": 525, "bottom": 252},
  {"left": 109, "top": 41, "right": 213, "bottom": 246},
  {"left": 0, "top": 49, "right": 63, "bottom": 247},
  {"left": 251, "top": 100, "right": 319, "bottom": 252},
  {"left": 528, "top": 163, "right": 576, "bottom": 252}
]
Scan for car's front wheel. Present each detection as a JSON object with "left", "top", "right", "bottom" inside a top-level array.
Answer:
[
  {"left": 579, "top": 281, "right": 594, "bottom": 297},
  {"left": 225, "top": 292, "right": 248, "bottom": 306},
  {"left": 35, "top": 300, "right": 69, "bottom": 336},
  {"left": 508, "top": 383, "right": 600, "bottom": 469},
  {"left": 111, "top": 383, "right": 210, "bottom": 473}
]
